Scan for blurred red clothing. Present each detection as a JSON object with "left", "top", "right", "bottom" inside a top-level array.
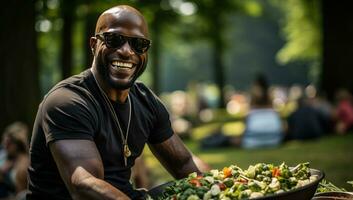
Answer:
[{"left": 336, "top": 99, "right": 353, "bottom": 132}]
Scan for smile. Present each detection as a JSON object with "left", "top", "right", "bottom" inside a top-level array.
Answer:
[{"left": 111, "top": 61, "right": 134, "bottom": 69}]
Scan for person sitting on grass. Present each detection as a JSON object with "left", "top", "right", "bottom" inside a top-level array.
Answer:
[
  {"left": 230, "top": 74, "right": 283, "bottom": 149},
  {"left": 0, "top": 122, "right": 29, "bottom": 200}
]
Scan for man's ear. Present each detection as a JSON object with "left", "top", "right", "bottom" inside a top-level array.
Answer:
[{"left": 90, "top": 37, "right": 97, "bottom": 54}]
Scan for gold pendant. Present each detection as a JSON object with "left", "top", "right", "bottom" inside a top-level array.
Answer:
[{"left": 124, "top": 144, "right": 131, "bottom": 157}]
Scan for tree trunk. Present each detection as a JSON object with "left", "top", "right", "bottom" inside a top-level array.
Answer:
[
  {"left": 211, "top": 17, "right": 226, "bottom": 108},
  {"left": 60, "top": 0, "right": 75, "bottom": 79},
  {"left": 321, "top": 0, "right": 353, "bottom": 100},
  {"left": 213, "top": 40, "right": 226, "bottom": 108},
  {"left": 0, "top": 0, "right": 40, "bottom": 133},
  {"left": 84, "top": 3, "right": 98, "bottom": 69}
]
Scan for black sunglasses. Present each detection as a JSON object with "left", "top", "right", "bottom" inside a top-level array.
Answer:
[{"left": 95, "top": 32, "right": 151, "bottom": 55}]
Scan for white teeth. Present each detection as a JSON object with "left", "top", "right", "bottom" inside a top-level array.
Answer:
[{"left": 111, "top": 61, "right": 133, "bottom": 69}]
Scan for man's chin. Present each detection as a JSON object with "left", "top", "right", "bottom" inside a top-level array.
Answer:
[{"left": 108, "top": 78, "right": 135, "bottom": 90}]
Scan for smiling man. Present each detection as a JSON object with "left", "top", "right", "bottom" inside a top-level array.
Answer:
[{"left": 27, "top": 5, "right": 208, "bottom": 200}]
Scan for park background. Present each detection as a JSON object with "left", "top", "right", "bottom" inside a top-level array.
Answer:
[{"left": 1, "top": 0, "right": 353, "bottom": 191}]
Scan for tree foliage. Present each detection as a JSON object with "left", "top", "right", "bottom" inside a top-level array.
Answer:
[
  {"left": 178, "top": 0, "right": 262, "bottom": 108},
  {"left": 274, "top": 0, "right": 322, "bottom": 76}
]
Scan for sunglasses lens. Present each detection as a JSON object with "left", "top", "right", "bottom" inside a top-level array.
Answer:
[
  {"left": 130, "top": 38, "right": 150, "bottom": 54},
  {"left": 100, "top": 33, "right": 150, "bottom": 54},
  {"left": 104, "top": 34, "right": 126, "bottom": 49}
]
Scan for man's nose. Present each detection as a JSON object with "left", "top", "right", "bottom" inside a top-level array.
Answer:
[{"left": 117, "top": 41, "right": 134, "bottom": 56}]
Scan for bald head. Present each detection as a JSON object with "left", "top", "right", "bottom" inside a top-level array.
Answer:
[
  {"left": 90, "top": 5, "right": 150, "bottom": 91},
  {"left": 95, "top": 5, "right": 149, "bottom": 38}
]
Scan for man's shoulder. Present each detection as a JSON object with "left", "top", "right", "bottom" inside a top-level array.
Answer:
[
  {"left": 132, "top": 81, "right": 150, "bottom": 92},
  {"left": 52, "top": 69, "right": 91, "bottom": 90},
  {"left": 41, "top": 70, "right": 96, "bottom": 110},
  {"left": 132, "top": 81, "right": 165, "bottom": 107},
  {"left": 131, "top": 81, "right": 157, "bottom": 98},
  {"left": 45, "top": 70, "right": 92, "bottom": 99}
]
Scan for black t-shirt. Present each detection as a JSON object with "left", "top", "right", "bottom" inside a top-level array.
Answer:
[{"left": 27, "top": 69, "right": 174, "bottom": 200}]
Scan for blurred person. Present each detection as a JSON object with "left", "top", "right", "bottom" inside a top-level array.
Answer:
[
  {"left": 27, "top": 5, "right": 209, "bottom": 200},
  {"left": 310, "top": 91, "right": 334, "bottom": 133},
  {"left": 171, "top": 117, "right": 192, "bottom": 139},
  {"left": 249, "top": 73, "right": 270, "bottom": 108},
  {"left": 333, "top": 89, "right": 353, "bottom": 134},
  {"left": 169, "top": 91, "right": 193, "bottom": 139},
  {"left": 239, "top": 110, "right": 283, "bottom": 149},
  {"left": 185, "top": 82, "right": 206, "bottom": 118},
  {"left": 0, "top": 122, "right": 29, "bottom": 200},
  {"left": 288, "top": 84, "right": 304, "bottom": 103},
  {"left": 230, "top": 74, "right": 283, "bottom": 148},
  {"left": 286, "top": 97, "right": 325, "bottom": 140}
]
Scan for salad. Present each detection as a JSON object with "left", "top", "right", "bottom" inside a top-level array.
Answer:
[{"left": 159, "top": 162, "right": 319, "bottom": 200}]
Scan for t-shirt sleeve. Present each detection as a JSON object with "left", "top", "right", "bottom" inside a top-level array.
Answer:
[
  {"left": 147, "top": 95, "right": 174, "bottom": 144},
  {"left": 41, "top": 87, "right": 98, "bottom": 145}
]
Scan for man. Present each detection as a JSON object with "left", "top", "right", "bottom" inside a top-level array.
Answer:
[{"left": 27, "top": 5, "right": 208, "bottom": 200}]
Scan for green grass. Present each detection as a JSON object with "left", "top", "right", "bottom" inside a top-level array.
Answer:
[{"left": 144, "top": 134, "right": 353, "bottom": 190}]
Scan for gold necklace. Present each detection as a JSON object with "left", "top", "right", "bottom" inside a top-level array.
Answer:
[{"left": 91, "top": 70, "right": 132, "bottom": 166}]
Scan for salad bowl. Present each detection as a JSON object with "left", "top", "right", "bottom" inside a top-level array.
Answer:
[{"left": 148, "top": 166, "right": 324, "bottom": 200}]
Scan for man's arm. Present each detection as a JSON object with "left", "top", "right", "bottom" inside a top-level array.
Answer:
[
  {"left": 49, "top": 139, "right": 130, "bottom": 200},
  {"left": 148, "top": 134, "right": 210, "bottom": 179}
]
